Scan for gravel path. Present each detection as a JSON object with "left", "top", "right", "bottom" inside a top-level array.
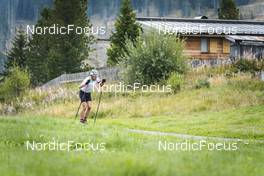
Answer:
[{"left": 128, "top": 129, "right": 264, "bottom": 143}]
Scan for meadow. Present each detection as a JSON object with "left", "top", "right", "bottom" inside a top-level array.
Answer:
[
  {"left": 0, "top": 114, "right": 264, "bottom": 176},
  {"left": 0, "top": 69, "right": 264, "bottom": 176}
]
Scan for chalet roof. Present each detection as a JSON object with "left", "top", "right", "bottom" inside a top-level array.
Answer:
[
  {"left": 226, "top": 35, "right": 264, "bottom": 42},
  {"left": 226, "top": 35, "right": 264, "bottom": 46},
  {"left": 137, "top": 17, "right": 264, "bottom": 35}
]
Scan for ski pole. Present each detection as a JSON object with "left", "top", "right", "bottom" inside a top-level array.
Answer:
[
  {"left": 93, "top": 79, "right": 106, "bottom": 125},
  {"left": 93, "top": 91, "right": 102, "bottom": 125}
]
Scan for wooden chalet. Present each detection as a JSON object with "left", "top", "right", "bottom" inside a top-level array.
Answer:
[{"left": 137, "top": 17, "right": 264, "bottom": 67}]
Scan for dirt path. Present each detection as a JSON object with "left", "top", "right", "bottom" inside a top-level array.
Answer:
[{"left": 128, "top": 129, "right": 264, "bottom": 143}]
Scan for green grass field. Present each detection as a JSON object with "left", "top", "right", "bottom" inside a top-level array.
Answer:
[
  {"left": 106, "top": 105, "right": 264, "bottom": 140},
  {"left": 0, "top": 115, "right": 264, "bottom": 176},
  {"left": 1, "top": 75, "right": 264, "bottom": 176}
]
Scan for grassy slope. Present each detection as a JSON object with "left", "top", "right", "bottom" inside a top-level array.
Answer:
[
  {"left": 106, "top": 105, "right": 264, "bottom": 140},
  {"left": 25, "top": 81, "right": 264, "bottom": 140},
  {"left": 0, "top": 116, "right": 264, "bottom": 176},
  {"left": 1, "top": 74, "right": 264, "bottom": 175}
]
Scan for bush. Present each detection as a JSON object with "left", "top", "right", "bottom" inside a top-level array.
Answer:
[
  {"left": 167, "top": 73, "right": 184, "bottom": 94},
  {"left": 233, "top": 59, "right": 264, "bottom": 76},
  {"left": 195, "top": 79, "right": 210, "bottom": 89},
  {"left": 0, "top": 66, "right": 31, "bottom": 102},
  {"left": 122, "top": 32, "right": 187, "bottom": 85}
]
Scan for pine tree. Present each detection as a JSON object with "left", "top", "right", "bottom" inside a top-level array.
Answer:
[
  {"left": 27, "top": 0, "right": 94, "bottom": 85},
  {"left": 52, "top": 0, "right": 94, "bottom": 74},
  {"left": 27, "top": 8, "right": 52, "bottom": 85},
  {"left": 107, "top": 0, "right": 142, "bottom": 66},
  {"left": 5, "top": 28, "right": 28, "bottom": 74},
  {"left": 218, "top": 0, "right": 239, "bottom": 20},
  {"left": 0, "top": 52, "right": 7, "bottom": 76}
]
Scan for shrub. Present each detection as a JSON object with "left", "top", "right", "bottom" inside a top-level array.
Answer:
[
  {"left": 0, "top": 66, "right": 30, "bottom": 102},
  {"left": 167, "top": 73, "right": 184, "bottom": 94},
  {"left": 121, "top": 32, "right": 187, "bottom": 85},
  {"left": 233, "top": 59, "right": 264, "bottom": 76},
  {"left": 195, "top": 78, "right": 210, "bottom": 89}
]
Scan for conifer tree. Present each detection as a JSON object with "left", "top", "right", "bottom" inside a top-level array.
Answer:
[
  {"left": 107, "top": 0, "right": 142, "bottom": 65},
  {"left": 218, "top": 0, "right": 239, "bottom": 20},
  {"left": 27, "top": 8, "right": 52, "bottom": 85},
  {"left": 52, "top": 0, "right": 94, "bottom": 74},
  {"left": 27, "top": 0, "right": 94, "bottom": 85},
  {"left": 5, "top": 28, "right": 28, "bottom": 74}
]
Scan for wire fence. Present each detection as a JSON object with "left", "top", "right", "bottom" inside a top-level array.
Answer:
[
  {"left": 41, "top": 67, "right": 121, "bottom": 89},
  {"left": 38, "top": 64, "right": 264, "bottom": 89}
]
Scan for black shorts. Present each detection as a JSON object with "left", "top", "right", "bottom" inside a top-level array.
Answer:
[{"left": 79, "top": 90, "right": 92, "bottom": 102}]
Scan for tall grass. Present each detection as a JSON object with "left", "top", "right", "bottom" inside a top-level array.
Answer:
[
  {"left": 1, "top": 67, "right": 264, "bottom": 119},
  {"left": 27, "top": 76, "right": 264, "bottom": 120}
]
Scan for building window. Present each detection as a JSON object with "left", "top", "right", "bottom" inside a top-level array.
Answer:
[{"left": 201, "top": 38, "right": 208, "bottom": 53}]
